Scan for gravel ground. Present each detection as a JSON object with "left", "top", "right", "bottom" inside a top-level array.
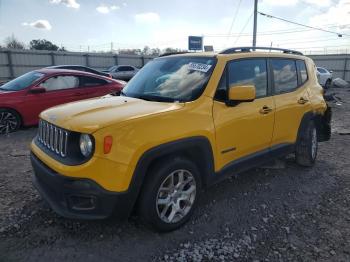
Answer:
[{"left": 0, "top": 88, "right": 349, "bottom": 262}]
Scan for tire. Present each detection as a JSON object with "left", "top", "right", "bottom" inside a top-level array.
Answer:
[
  {"left": 324, "top": 79, "right": 331, "bottom": 89},
  {"left": 0, "top": 109, "right": 21, "bottom": 134},
  {"left": 138, "top": 157, "right": 201, "bottom": 232},
  {"left": 295, "top": 121, "right": 318, "bottom": 167}
]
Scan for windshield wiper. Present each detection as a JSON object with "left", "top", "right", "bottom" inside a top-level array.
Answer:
[{"left": 135, "top": 94, "right": 176, "bottom": 103}]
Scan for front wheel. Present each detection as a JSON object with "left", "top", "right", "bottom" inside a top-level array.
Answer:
[
  {"left": 0, "top": 109, "right": 21, "bottom": 134},
  {"left": 324, "top": 79, "right": 332, "bottom": 89},
  {"left": 295, "top": 121, "right": 318, "bottom": 167},
  {"left": 138, "top": 157, "right": 201, "bottom": 232}
]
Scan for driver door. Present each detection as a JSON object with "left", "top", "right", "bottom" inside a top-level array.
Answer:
[
  {"left": 25, "top": 74, "right": 80, "bottom": 123},
  {"left": 213, "top": 58, "right": 275, "bottom": 170}
]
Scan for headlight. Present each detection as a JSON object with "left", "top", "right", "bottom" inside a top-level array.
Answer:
[{"left": 79, "top": 134, "right": 93, "bottom": 157}]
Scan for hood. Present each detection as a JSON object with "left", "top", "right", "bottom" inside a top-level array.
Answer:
[{"left": 40, "top": 95, "right": 185, "bottom": 133}]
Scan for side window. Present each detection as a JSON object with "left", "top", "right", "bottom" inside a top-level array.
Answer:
[
  {"left": 40, "top": 75, "right": 79, "bottom": 91},
  {"left": 271, "top": 59, "right": 298, "bottom": 94},
  {"left": 317, "top": 67, "right": 326, "bottom": 73},
  {"left": 296, "top": 60, "right": 308, "bottom": 84},
  {"left": 228, "top": 59, "right": 268, "bottom": 98},
  {"left": 118, "top": 66, "right": 134, "bottom": 72},
  {"left": 80, "top": 76, "right": 108, "bottom": 87}
]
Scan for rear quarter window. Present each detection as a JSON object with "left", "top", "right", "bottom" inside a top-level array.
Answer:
[
  {"left": 296, "top": 60, "right": 308, "bottom": 84},
  {"left": 80, "top": 76, "right": 108, "bottom": 87}
]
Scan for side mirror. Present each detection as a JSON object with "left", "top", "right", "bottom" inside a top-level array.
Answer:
[
  {"left": 29, "top": 86, "right": 46, "bottom": 94},
  {"left": 329, "top": 70, "right": 333, "bottom": 74},
  {"left": 226, "top": 85, "right": 256, "bottom": 106}
]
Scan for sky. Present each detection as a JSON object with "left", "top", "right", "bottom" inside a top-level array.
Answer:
[{"left": 0, "top": 0, "right": 349, "bottom": 53}]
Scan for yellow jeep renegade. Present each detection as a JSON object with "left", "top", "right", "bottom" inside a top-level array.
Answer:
[{"left": 30, "top": 47, "right": 331, "bottom": 232}]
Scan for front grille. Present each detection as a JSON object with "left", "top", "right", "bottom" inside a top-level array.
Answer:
[{"left": 38, "top": 119, "right": 68, "bottom": 157}]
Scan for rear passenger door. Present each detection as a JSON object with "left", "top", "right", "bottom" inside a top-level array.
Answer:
[
  {"left": 213, "top": 58, "right": 275, "bottom": 170},
  {"left": 270, "top": 59, "right": 312, "bottom": 147}
]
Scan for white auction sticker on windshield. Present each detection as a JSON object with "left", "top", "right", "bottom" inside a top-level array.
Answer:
[{"left": 188, "top": 63, "right": 212, "bottom": 73}]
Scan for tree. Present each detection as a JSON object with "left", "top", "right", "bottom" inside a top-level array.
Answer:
[
  {"left": 29, "top": 39, "right": 60, "bottom": 51},
  {"left": 4, "top": 36, "right": 25, "bottom": 49},
  {"left": 150, "top": 48, "right": 161, "bottom": 56},
  {"left": 118, "top": 49, "right": 142, "bottom": 55},
  {"left": 142, "top": 45, "right": 151, "bottom": 55},
  {"left": 141, "top": 46, "right": 160, "bottom": 56},
  {"left": 163, "top": 47, "right": 183, "bottom": 54}
]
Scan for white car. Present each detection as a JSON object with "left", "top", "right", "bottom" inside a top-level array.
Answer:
[
  {"left": 316, "top": 67, "right": 333, "bottom": 89},
  {"left": 103, "top": 65, "right": 139, "bottom": 81}
]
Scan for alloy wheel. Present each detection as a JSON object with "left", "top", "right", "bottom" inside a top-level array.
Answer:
[
  {"left": 156, "top": 169, "right": 196, "bottom": 224},
  {"left": 0, "top": 111, "right": 18, "bottom": 134}
]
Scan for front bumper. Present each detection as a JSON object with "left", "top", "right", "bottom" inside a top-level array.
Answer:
[{"left": 31, "top": 152, "right": 129, "bottom": 220}]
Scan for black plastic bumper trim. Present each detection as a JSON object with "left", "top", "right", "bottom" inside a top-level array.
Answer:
[{"left": 31, "top": 152, "right": 128, "bottom": 220}]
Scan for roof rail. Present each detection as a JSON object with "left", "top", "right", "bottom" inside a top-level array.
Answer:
[
  {"left": 219, "top": 46, "right": 303, "bottom": 55},
  {"left": 158, "top": 51, "right": 190, "bottom": 57}
]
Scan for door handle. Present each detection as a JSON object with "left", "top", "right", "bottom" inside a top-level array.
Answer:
[
  {"left": 298, "top": 97, "right": 309, "bottom": 104},
  {"left": 259, "top": 105, "right": 273, "bottom": 114}
]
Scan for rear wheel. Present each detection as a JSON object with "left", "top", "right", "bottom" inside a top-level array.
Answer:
[
  {"left": 295, "top": 121, "right": 318, "bottom": 167},
  {"left": 138, "top": 157, "right": 201, "bottom": 232},
  {"left": 0, "top": 109, "right": 21, "bottom": 134}
]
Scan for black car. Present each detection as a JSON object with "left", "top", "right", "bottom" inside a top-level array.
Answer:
[{"left": 46, "top": 65, "right": 111, "bottom": 78}]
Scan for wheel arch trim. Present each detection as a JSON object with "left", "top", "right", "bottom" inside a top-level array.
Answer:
[
  {"left": 121, "top": 136, "right": 215, "bottom": 217},
  {"left": 296, "top": 108, "right": 331, "bottom": 144}
]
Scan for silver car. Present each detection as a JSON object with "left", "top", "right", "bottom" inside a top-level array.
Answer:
[
  {"left": 316, "top": 67, "right": 333, "bottom": 89},
  {"left": 104, "top": 65, "right": 139, "bottom": 81}
]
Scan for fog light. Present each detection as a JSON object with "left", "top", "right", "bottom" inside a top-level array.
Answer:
[{"left": 69, "top": 195, "right": 97, "bottom": 211}]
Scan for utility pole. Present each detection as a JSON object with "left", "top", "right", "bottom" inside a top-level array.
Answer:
[{"left": 252, "top": 0, "right": 258, "bottom": 48}]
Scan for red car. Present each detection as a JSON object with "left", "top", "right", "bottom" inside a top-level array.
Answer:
[{"left": 0, "top": 69, "right": 125, "bottom": 134}]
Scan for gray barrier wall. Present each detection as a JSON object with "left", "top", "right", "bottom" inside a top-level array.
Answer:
[
  {"left": 309, "top": 54, "right": 350, "bottom": 82},
  {"left": 0, "top": 48, "right": 155, "bottom": 81},
  {"left": 0, "top": 49, "right": 349, "bottom": 82}
]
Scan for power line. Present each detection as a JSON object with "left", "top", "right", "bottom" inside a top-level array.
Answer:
[
  {"left": 226, "top": 0, "right": 242, "bottom": 43},
  {"left": 258, "top": 11, "right": 350, "bottom": 37},
  {"left": 234, "top": 12, "right": 254, "bottom": 45},
  {"left": 273, "top": 37, "right": 350, "bottom": 45},
  {"left": 292, "top": 44, "right": 350, "bottom": 49},
  {"left": 204, "top": 23, "right": 350, "bottom": 38}
]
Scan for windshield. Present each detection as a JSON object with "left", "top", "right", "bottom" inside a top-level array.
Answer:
[
  {"left": 0, "top": 71, "right": 45, "bottom": 91},
  {"left": 122, "top": 56, "right": 216, "bottom": 102}
]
